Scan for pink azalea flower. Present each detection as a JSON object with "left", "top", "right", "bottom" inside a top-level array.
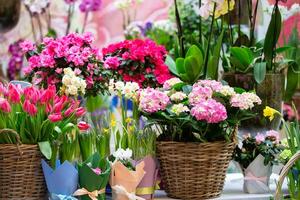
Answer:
[
  {"left": 19, "top": 40, "right": 36, "bottom": 52},
  {"left": 266, "top": 130, "right": 280, "bottom": 144},
  {"left": 104, "top": 56, "right": 120, "bottom": 69}
]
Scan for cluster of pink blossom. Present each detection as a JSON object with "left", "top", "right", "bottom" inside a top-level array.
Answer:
[
  {"left": 102, "top": 39, "right": 172, "bottom": 87},
  {"left": 21, "top": 32, "right": 106, "bottom": 97},
  {"left": 138, "top": 88, "right": 170, "bottom": 113},
  {"left": 188, "top": 85, "right": 213, "bottom": 106},
  {"left": 190, "top": 99, "right": 227, "bottom": 123},
  {"left": 230, "top": 92, "right": 262, "bottom": 110},
  {"left": 255, "top": 130, "right": 280, "bottom": 144},
  {"left": 193, "top": 80, "right": 223, "bottom": 92},
  {"left": 0, "top": 83, "right": 85, "bottom": 122}
]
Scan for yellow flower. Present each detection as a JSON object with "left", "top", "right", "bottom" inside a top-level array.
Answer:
[
  {"left": 263, "top": 106, "right": 280, "bottom": 121},
  {"left": 103, "top": 128, "right": 109, "bottom": 133},
  {"left": 125, "top": 117, "right": 132, "bottom": 124},
  {"left": 110, "top": 119, "right": 116, "bottom": 127},
  {"left": 215, "top": 0, "right": 235, "bottom": 19}
]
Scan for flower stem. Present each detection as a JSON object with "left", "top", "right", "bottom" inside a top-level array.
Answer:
[
  {"left": 250, "top": 0, "right": 260, "bottom": 46},
  {"left": 227, "top": 0, "right": 233, "bottom": 44},
  {"left": 174, "top": 0, "right": 185, "bottom": 57},
  {"left": 82, "top": 11, "right": 90, "bottom": 33},
  {"left": 66, "top": 4, "right": 72, "bottom": 35},
  {"left": 37, "top": 14, "right": 44, "bottom": 41},
  {"left": 203, "top": 3, "right": 216, "bottom": 77},
  {"left": 199, "top": 0, "right": 202, "bottom": 43}
]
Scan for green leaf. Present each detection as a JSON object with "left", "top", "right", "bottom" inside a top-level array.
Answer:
[
  {"left": 165, "top": 55, "right": 179, "bottom": 76},
  {"left": 253, "top": 62, "right": 267, "bottom": 84},
  {"left": 207, "top": 56, "right": 218, "bottom": 80},
  {"left": 186, "top": 45, "right": 203, "bottom": 67},
  {"left": 184, "top": 56, "right": 201, "bottom": 83},
  {"left": 86, "top": 95, "right": 104, "bottom": 113},
  {"left": 54, "top": 126, "right": 62, "bottom": 134},
  {"left": 285, "top": 62, "right": 300, "bottom": 101},
  {"left": 38, "top": 141, "right": 52, "bottom": 160},
  {"left": 263, "top": 6, "right": 282, "bottom": 68},
  {"left": 230, "top": 47, "right": 253, "bottom": 68},
  {"left": 175, "top": 57, "right": 185, "bottom": 74},
  {"left": 276, "top": 46, "right": 295, "bottom": 54}
]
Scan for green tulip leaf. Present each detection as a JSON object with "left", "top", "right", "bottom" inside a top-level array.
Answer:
[
  {"left": 254, "top": 62, "right": 267, "bottom": 84},
  {"left": 38, "top": 141, "right": 52, "bottom": 160}
]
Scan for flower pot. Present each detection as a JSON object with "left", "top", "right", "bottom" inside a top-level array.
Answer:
[
  {"left": 0, "top": 144, "right": 47, "bottom": 199},
  {"left": 135, "top": 156, "right": 159, "bottom": 200},
  {"left": 223, "top": 73, "right": 284, "bottom": 130},
  {"left": 242, "top": 154, "right": 272, "bottom": 194},
  {"left": 156, "top": 141, "right": 235, "bottom": 200}
]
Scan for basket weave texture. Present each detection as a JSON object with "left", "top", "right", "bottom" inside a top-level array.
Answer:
[
  {"left": 156, "top": 141, "right": 235, "bottom": 200},
  {"left": 0, "top": 144, "right": 46, "bottom": 200}
]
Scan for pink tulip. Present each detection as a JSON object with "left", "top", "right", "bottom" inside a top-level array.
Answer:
[
  {"left": 23, "top": 100, "right": 38, "bottom": 116},
  {"left": 77, "top": 121, "right": 90, "bottom": 131},
  {"left": 45, "top": 103, "right": 53, "bottom": 114},
  {"left": 48, "top": 113, "right": 63, "bottom": 123},
  {"left": 52, "top": 101, "right": 64, "bottom": 113},
  {"left": 40, "top": 86, "right": 56, "bottom": 104},
  {"left": 64, "top": 105, "right": 75, "bottom": 117},
  {"left": 0, "top": 83, "right": 8, "bottom": 96},
  {"left": 75, "top": 107, "right": 86, "bottom": 118},
  {"left": 8, "top": 84, "right": 21, "bottom": 104},
  {"left": 24, "top": 87, "right": 40, "bottom": 104},
  {"left": 0, "top": 98, "right": 11, "bottom": 113}
]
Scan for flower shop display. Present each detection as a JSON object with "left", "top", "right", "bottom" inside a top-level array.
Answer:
[
  {"left": 102, "top": 39, "right": 172, "bottom": 87},
  {"left": 110, "top": 148, "right": 145, "bottom": 200},
  {"left": 75, "top": 153, "right": 111, "bottom": 200},
  {"left": 233, "top": 131, "right": 283, "bottom": 194},
  {"left": 41, "top": 160, "right": 78, "bottom": 200},
  {"left": 0, "top": 83, "right": 85, "bottom": 199},
  {"left": 139, "top": 78, "right": 261, "bottom": 199}
]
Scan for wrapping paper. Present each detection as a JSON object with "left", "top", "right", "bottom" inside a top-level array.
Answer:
[
  {"left": 243, "top": 154, "right": 272, "bottom": 194},
  {"left": 41, "top": 159, "right": 78, "bottom": 199},
  {"left": 76, "top": 153, "right": 111, "bottom": 200},
  {"left": 134, "top": 156, "right": 159, "bottom": 200},
  {"left": 110, "top": 161, "right": 145, "bottom": 200}
]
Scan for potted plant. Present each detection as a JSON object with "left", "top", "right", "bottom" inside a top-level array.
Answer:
[
  {"left": 223, "top": 0, "right": 299, "bottom": 129},
  {"left": 139, "top": 78, "right": 261, "bottom": 199},
  {"left": 233, "top": 130, "right": 283, "bottom": 193},
  {"left": 0, "top": 83, "right": 84, "bottom": 199}
]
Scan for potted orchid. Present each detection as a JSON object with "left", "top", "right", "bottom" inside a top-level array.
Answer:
[
  {"left": 0, "top": 83, "right": 85, "bottom": 199},
  {"left": 139, "top": 78, "right": 261, "bottom": 199},
  {"left": 233, "top": 130, "right": 283, "bottom": 194}
]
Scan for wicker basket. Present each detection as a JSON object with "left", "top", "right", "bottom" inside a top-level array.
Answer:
[
  {"left": 0, "top": 129, "right": 46, "bottom": 200},
  {"left": 156, "top": 141, "right": 236, "bottom": 200}
]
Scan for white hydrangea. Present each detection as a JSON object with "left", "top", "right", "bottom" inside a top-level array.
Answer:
[
  {"left": 123, "top": 82, "right": 140, "bottom": 100},
  {"left": 62, "top": 67, "right": 86, "bottom": 96},
  {"left": 218, "top": 85, "right": 236, "bottom": 97},
  {"left": 171, "top": 104, "right": 190, "bottom": 115},
  {"left": 170, "top": 92, "right": 187, "bottom": 102},
  {"left": 113, "top": 148, "right": 133, "bottom": 161},
  {"left": 124, "top": 22, "right": 143, "bottom": 37},
  {"left": 163, "top": 78, "right": 183, "bottom": 90}
]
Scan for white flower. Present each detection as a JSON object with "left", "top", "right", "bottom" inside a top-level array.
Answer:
[
  {"left": 218, "top": 85, "right": 236, "bottom": 97},
  {"left": 123, "top": 82, "right": 140, "bottom": 100},
  {"left": 62, "top": 68, "right": 86, "bottom": 96},
  {"left": 66, "top": 85, "right": 78, "bottom": 96},
  {"left": 124, "top": 22, "right": 143, "bottom": 37},
  {"left": 62, "top": 75, "right": 72, "bottom": 86},
  {"left": 113, "top": 148, "right": 133, "bottom": 161},
  {"left": 23, "top": 0, "right": 49, "bottom": 14},
  {"left": 171, "top": 104, "right": 190, "bottom": 115},
  {"left": 153, "top": 20, "right": 176, "bottom": 34},
  {"left": 115, "top": 81, "right": 125, "bottom": 93},
  {"left": 114, "top": 0, "right": 131, "bottom": 9},
  {"left": 63, "top": 67, "right": 75, "bottom": 76},
  {"left": 163, "top": 78, "right": 183, "bottom": 90},
  {"left": 170, "top": 92, "right": 187, "bottom": 102}
]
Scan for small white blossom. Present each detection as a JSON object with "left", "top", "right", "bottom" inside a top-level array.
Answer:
[
  {"left": 23, "top": 0, "right": 50, "bottom": 14},
  {"left": 218, "top": 85, "right": 236, "bottom": 97},
  {"left": 163, "top": 78, "right": 183, "bottom": 90},
  {"left": 113, "top": 148, "right": 133, "bottom": 161},
  {"left": 62, "top": 68, "right": 86, "bottom": 96},
  {"left": 170, "top": 92, "right": 187, "bottom": 102},
  {"left": 171, "top": 104, "right": 190, "bottom": 115}
]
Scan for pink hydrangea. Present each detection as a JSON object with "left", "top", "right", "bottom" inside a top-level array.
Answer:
[
  {"left": 230, "top": 92, "right": 261, "bottom": 110},
  {"left": 139, "top": 88, "right": 170, "bottom": 113},
  {"left": 266, "top": 130, "right": 280, "bottom": 144},
  {"left": 255, "top": 133, "right": 265, "bottom": 144},
  {"left": 190, "top": 99, "right": 227, "bottom": 123},
  {"left": 194, "top": 80, "right": 223, "bottom": 92},
  {"left": 188, "top": 86, "right": 213, "bottom": 106},
  {"left": 104, "top": 56, "right": 120, "bottom": 69}
]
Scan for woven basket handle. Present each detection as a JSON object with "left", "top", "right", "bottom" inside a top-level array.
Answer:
[
  {"left": 0, "top": 128, "right": 23, "bottom": 156},
  {"left": 274, "top": 151, "right": 300, "bottom": 200}
]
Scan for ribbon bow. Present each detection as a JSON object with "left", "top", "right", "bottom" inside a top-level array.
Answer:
[
  {"left": 244, "top": 171, "right": 268, "bottom": 182},
  {"left": 112, "top": 185, "right": 145, "bottom": 200},
  {"left": 50, "top": 193, "right": 78, "bottom": 200},
  {"left": 73, "top": 188, "right": 105, "bottom": 200}
]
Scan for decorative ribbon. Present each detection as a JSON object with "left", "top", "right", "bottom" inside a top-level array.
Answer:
[
  {"left": 112, "top": 185, "right": 145, "bottom": 200},
  {"left": 73, "top": 188, "right": 105, "bottom": 200},
  {"left": 136, "top": 180, "right": 161, "bottom": 195},
  {"left": 244, "top": 171, "right": 268, "bottom": 182},
  {"left": 50, "top": 193, "right": 78, "bottom": 200}
]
